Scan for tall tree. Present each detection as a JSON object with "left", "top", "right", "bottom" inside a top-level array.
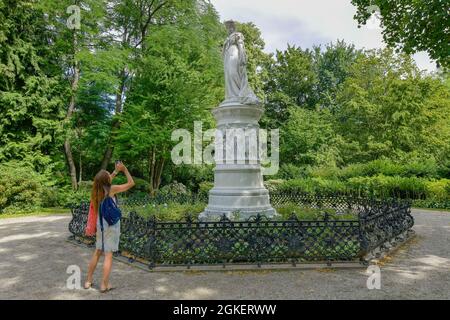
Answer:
[
  {"left": 40, "top": 0, "right": 108, "bottom": 189},
  {"left": 115, "top": 5, "right": 224, "bottom": 194},
  {"left": 281, "top": 107, "right": 338, "bottom": 168},
  {"left": 0, "top": 0, "right": 66, "bottom": 172},
  {"left": 263, "top": 45, "right": 317, "bottom": 127},
  {"left": 352, "top": 0, "right": 449, "bottom": 69},
  {"left": 335, "top": 48, "right": 450, "bottom": 164},
  {"left": 314, "top": 40, "right": 362, "bottom": 110},
  {"left": 99, "top": 0, "right": 198, "bottom": 170}
]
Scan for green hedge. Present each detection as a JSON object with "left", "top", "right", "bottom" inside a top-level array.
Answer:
[
  {"left": 274, "top": 177, "right": 348, "bottom": 194},
  {"left": 0, "top": 161, "right": 91, "bottom": 214},
  {"left": 309, "top": 158, "right": 441, "bottom": 180},
  {"left": 0, "top": 162, "right": 48, "bottom": 213},
  {"left": 339, "top": 158, "right": 439, "bottom": 179},
  {"left": 412, "top": 199, "right": 450, "bottom": 210},
  {"left": 268, "top": 176, "right": 450, "bottom": 209}
]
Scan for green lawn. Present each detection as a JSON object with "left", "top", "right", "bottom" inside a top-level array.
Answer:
[{"left": 122, "top": 202, "right": 358, "bottom": 221}]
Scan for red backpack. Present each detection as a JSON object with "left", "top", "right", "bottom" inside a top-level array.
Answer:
[{"left": 85, "top": 201, "right": 97, "bottom": 237}]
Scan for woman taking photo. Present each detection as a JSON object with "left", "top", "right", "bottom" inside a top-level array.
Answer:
[{"left": 84, "top": 161, "right": 135, "bottom": 293}]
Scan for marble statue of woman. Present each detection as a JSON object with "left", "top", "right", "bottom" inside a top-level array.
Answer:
[{"left": 222, "top": 20, "right": 260, "bottom": 105}]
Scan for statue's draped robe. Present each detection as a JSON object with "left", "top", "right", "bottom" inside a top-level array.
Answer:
[{"left": 223, "top": 32, "right": 259, "bottom": 105}]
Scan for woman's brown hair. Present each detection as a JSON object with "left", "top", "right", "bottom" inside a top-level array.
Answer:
[{"left": 91, "top": 170, "right": 111, "bottom": 213}]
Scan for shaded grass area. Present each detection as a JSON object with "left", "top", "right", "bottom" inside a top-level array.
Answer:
[{"left": 0, "top": 207, "right": 70, "bottom": 219}]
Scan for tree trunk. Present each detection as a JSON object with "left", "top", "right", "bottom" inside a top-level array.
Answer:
[
  {"left": 100, "top": 143, "right": 114, "bottom": 171},
  {"left": 149, "top": 148, "right": 156, "bottom": 196},
  {"left": 154, "top": 157, "right": 165, "bottom": 192},
  {"left": 64, "top": 32, "right": 80, "bottom": 190},
  {"left": 148, "top": 148, "right": 165, "bottom": 196},
  {"left": 65, "top": 140, "right": 78, "bottom": 190},
  {"left": 100, "top": 68, "right": 127, "bottom": 170},
  {"left": 78, "top": 151, "right": 82, "bottom": 185}
]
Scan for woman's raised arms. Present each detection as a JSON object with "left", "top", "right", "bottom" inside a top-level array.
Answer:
[{"left": 110, "top": 162, "right": 135, "bottom": 196}]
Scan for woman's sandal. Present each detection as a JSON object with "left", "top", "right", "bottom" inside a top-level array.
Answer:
[
  {"left": 100, "top": 286, "right": 116, "bottom": 293},
  {"left": 84, "top": 281, "right": 94, "bottom": 290}
]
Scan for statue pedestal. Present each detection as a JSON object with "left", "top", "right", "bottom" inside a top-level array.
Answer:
[{"left": 199, "top": 102, "right": 277, "bottom": 221}]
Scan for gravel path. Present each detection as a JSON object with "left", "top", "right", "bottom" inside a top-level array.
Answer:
[{"left": 0, "top": 209, "right": 448, "bottom": 300}]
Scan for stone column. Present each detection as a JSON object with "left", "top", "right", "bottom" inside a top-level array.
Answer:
[{"left": 199, "top": 101, "right": 277, "bottom": 220}]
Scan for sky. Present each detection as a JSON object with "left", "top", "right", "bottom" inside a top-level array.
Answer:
[{"left": 210, "top": 0, "right": 437, "bottom": 72}]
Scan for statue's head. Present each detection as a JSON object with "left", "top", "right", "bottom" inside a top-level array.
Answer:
[{"left": 225, "top": 20, "right": 236, "bottom": 35}]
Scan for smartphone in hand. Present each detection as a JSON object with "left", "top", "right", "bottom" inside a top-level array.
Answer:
[{"left": 115, "top": 160, "right": 125, "bottom": 172}]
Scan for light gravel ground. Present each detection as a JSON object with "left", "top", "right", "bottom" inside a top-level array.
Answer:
[{"left": 0, "top": 209, "right": 448, "bottom": 300}]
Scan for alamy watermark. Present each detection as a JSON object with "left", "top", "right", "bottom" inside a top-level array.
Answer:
[
  {"left": 66, "top": 265, "right": 81, "bottom": 290},
  {"left": 171, "top": 122, "right": 279, "bottom": 176},
  {"left": 366, "top": 265, "right": 381, "bottom": 290},
  {"left": 364, "top": 5, "right": 382, "bottom": 31},
  {"left": 66, "top": 5, "right": 81, "bottom": 30}
]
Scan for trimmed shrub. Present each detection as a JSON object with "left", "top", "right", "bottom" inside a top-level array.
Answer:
[
  {"left": 337, "top": 158, "right": 439, "bottom": 180},
  {"left": 264, "top": 179, "right": 285, "bottom": 193},
  {"left": 275, "top": 178, "right": 347, "bottom": 195},
  {"left": 424, "top": 179, "right": 450, "bottom": 199},
  {"left": 0, "top": 161, "right": 49, "bottom": 213},
  {"left": 271, "top": 176, "right": 449, "bottom": 207},
  {"left": 159, "top": 182, "right": 190, "bottom": 197},
  {"left": 307, "top": 166, "right": 340, "bottom": 179},
  {"left": 47, "top": 185, "right": 92, "bottom": 208},
  {"left": 112, "top": 176, "right": 150, "bottom": 194},
  {"left": 132, "top": 202, "right": 206, "bottom": 221},
  {"left": 276, "top": 178, "right": 317, "bottom": 194},
  {"left": 164, "top": 164, "right": 214, "bottom": 193},
  {"left": 277, "top": 164, "right": 308, "bottom": 180},
  {"left": 198, "top": 181, "right": 214, "bottom": 198},
  {"left": 413, "top": 199, "right": 450, "bottom": 210},
  {"left": 346, "top": 175, "right": 428, "bottom": 198}
]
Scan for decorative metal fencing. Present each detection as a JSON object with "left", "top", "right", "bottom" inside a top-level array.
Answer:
[{"left": 68, "top": 193, "right": 414, "bottom": 268}]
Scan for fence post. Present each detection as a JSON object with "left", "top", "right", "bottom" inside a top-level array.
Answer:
[{"left": 147, "top": 215, "right": 157, "bottom": 270}]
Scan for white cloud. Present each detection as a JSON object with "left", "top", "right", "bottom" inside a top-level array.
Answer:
[{"left": 211, "top": 0, "right": 436, "bottom": 71}]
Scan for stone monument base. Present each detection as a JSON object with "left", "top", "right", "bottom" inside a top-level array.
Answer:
[
  {"left": 199, "top": 188, "right": 277, "bottom": 221},
  {"left": 199, "top": 163, "right": 278, "bottom": 221}
]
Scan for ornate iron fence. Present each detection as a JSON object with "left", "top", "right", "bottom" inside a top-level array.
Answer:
[{"left": 68, "top": 193, "right": 414, "bottom": 268}]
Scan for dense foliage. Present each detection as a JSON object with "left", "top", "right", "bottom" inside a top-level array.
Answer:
[
  {"left": 351, "top": 0, "right": 449, "bottom": 69},
  {"left": 0, "top": 0, "right": 449, "bottom": 213}
]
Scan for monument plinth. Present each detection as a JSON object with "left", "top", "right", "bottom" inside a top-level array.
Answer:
[{"left": 199, "top": 21, "right": 276, "bottom": 221}]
